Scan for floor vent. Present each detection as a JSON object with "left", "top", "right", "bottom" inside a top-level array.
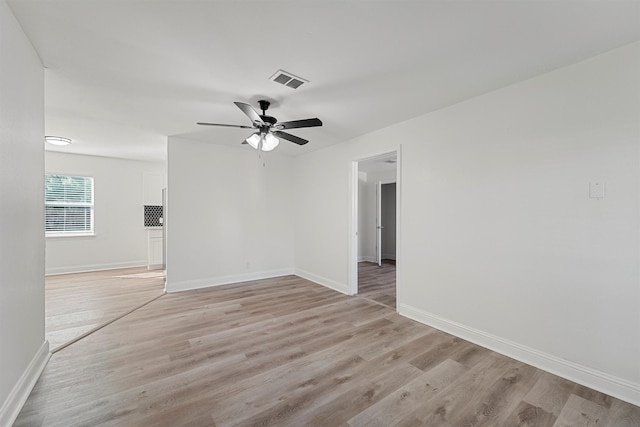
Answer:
[{"left": 269, "top": 69, "right": 308, "bottom": 89}]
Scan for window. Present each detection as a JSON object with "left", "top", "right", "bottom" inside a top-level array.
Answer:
[{"left": 45, "top": 174, "right": 94, "bottom": 235}]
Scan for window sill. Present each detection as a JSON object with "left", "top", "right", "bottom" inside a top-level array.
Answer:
[{"left": 46, "top": 232, "right": 96, "bottom": 239}]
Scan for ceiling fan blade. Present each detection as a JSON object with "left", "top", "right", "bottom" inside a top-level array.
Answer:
[
  {"left": 234, "top": 102, "right": 265, "bottom": 126},
  {"left": 197, "top": 122, "right": 254, "bottom": 129},
  {"left": 275, "top": 118, "right": 322, "bottom": 130},
  {"left": 273, "top": 131, "right": 308, "bottom": 146}
]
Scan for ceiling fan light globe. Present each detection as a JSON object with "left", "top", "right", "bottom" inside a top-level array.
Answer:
[
  {"left": 262, "top": 134, "right": 280, "bottom": 151},
  {"left": 246, "top": 133, "right": 261, "bottom": 149}
]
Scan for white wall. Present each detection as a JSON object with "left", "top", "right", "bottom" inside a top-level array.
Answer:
[
  {"left": 44, "top": 152, "right": 166, "bottom": 274},
  {"left": 166, "top": 137, "right": 294, "bottom": 292},
  {"left": 0, "top": 1, "right": 47, "bottom": 423},
  {"left": 294, "top": 42, "right": 640, "bottom": 404}
]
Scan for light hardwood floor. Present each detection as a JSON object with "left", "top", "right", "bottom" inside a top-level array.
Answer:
[
  {"left": 17, "top": 274, "right": 640, "bottom": 426},
  {"left": 358, "top": 260, "right": 396, "bottom": 309},
  {"left": 45, "top": 267, "right": 165, "bottom": 350}
]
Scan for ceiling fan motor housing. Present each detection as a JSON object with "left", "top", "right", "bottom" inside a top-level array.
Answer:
[
  {"left": 260, "top": 115, "right": 277, "bottom": 125},
  {"left": 257, "top": 100, "right": 277, "bottom": 126},
  {"left": 258, "top": 99, "right": 271, "bottom": 112}
]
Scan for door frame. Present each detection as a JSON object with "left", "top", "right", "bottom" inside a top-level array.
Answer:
[
  {"left": 376, "top": 181, "right": 382, "bottom": 267},
  {"left": 377, "top": 180, "right": 396, "bottom": 267},
  {"left": 348, "top": 147, "right": 402, "bottom": 300}
]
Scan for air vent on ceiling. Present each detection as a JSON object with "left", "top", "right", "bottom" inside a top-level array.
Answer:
[
  {"left": 269, "top": 69, "right": 308, "bottom": 89},
  {"left": 384, "top": 159, "right": 397, "bottom": 164}
]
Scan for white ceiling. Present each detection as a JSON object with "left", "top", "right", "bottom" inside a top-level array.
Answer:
[
  {"left": 7, "top": 0, "right": 640, "bottom": 163},
  {"left": 359, "top": 153, "right": 397, "bottom": 173}
]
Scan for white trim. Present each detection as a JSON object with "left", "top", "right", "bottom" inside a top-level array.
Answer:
[
  {"left": 358, "top": 256, "right": 377, "bottom": 263},
  {"left": 45, "top": 232, "right": 96, "bottom": 238},
  {"left": 394, "top": 147, "right": 402, "bottom": 310},
  {"left": 376, "top": 180, "right": 382, "bottom": 266},
  {"left": 295, "top": 268, "right": 350, "bottom": 295},
  {"left": 45, "top": 260, "right": 146, "bottom": 276},
  {"left": 0, "top": 341, "right": 50, "bottom": 426},
  {"left": 166, "top": 268, "right": 295, "bottom": 293},
  {"left": 398, "top": 303, "right": 640, "bottom": 406},
  {"left": 348, "top": 160, "right": 359, "bottom": 295},
  {"left": 381, "top": 254, "right": 396, "bottom": 261}
]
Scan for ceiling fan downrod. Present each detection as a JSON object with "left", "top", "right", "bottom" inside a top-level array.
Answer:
[{"left": 258, "top": 99, "right": 270, "bottom": 116}]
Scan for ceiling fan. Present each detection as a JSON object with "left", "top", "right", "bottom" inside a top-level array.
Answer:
[{"left": 197, "top": 100, "right": 322, "bottom": 151}]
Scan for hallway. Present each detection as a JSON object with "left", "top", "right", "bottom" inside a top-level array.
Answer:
[{"left": 358, "top": 260, "right": 396, "bottom": 309}]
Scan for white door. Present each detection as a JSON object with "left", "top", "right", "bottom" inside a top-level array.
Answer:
[{"left": 376, "top": 181, "right": 383, "bottom": 267}]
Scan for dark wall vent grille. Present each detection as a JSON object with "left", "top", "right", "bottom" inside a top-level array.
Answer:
[{"left": 269, "top": 69, "right": 308, "bottom": 89}]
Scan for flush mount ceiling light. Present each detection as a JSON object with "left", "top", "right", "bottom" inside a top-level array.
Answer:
[{"left": 45, "top": 136, "right": 72, "bottom": 146}]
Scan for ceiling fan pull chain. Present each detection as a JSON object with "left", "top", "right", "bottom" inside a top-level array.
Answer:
[
  {"left": 256, "top": 147, "right": 266, "bottom": 167},
  {"left": 257, "top": 139, "right": 265, "bottom": 167},
  {"left": 256, "top": 138, "right": 267, "bottom": 167}
]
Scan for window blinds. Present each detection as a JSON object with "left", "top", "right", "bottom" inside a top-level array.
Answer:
[{"left": 45, "top": 175, "right": 94, "bottom": 234}]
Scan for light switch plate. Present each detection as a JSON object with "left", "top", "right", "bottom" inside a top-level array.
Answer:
[{"left": 590, "top": 182, "right": 605, "bottom": 199}]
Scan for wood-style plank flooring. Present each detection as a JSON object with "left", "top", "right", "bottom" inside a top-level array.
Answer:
[
  {"left": 358, "top": 260, "right": 396, "bottom": 309},
  {"left": 45, "top": 267, "right": 165, "bottom": 350},
  {"left": 17, "top": 274, "right": 640, "bottom": 426}
]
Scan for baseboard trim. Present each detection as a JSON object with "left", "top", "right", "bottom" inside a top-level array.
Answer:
[
  {"left": 46, "top": 261, "right": 147, "bottom": 276},
  {"left": 294, "top": 268, "right": 349, "bottom": 295},
  {"left": 0, "top": 341, "right": 50, "bottom": 426},
  {"left": 398, "top": 303, "right": 640, "bottom": 406},
  {"left": 166, "top": 268, "right": 295, "bottom": 293}
]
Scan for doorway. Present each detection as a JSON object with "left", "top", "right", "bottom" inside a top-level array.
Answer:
[
  {"left": 350, "top": 150, "right": 399, "bottom": 309},
  {"left": 377, "top": 182, "right": 397, "bottom": 266}
]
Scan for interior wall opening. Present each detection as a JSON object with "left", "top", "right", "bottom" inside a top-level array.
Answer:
[
  {"left": 351, "top": 151, "right": 399, "bottom": 309},
  {"left": 43, "top": 158, "right": 167, "bottom": 352}
]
